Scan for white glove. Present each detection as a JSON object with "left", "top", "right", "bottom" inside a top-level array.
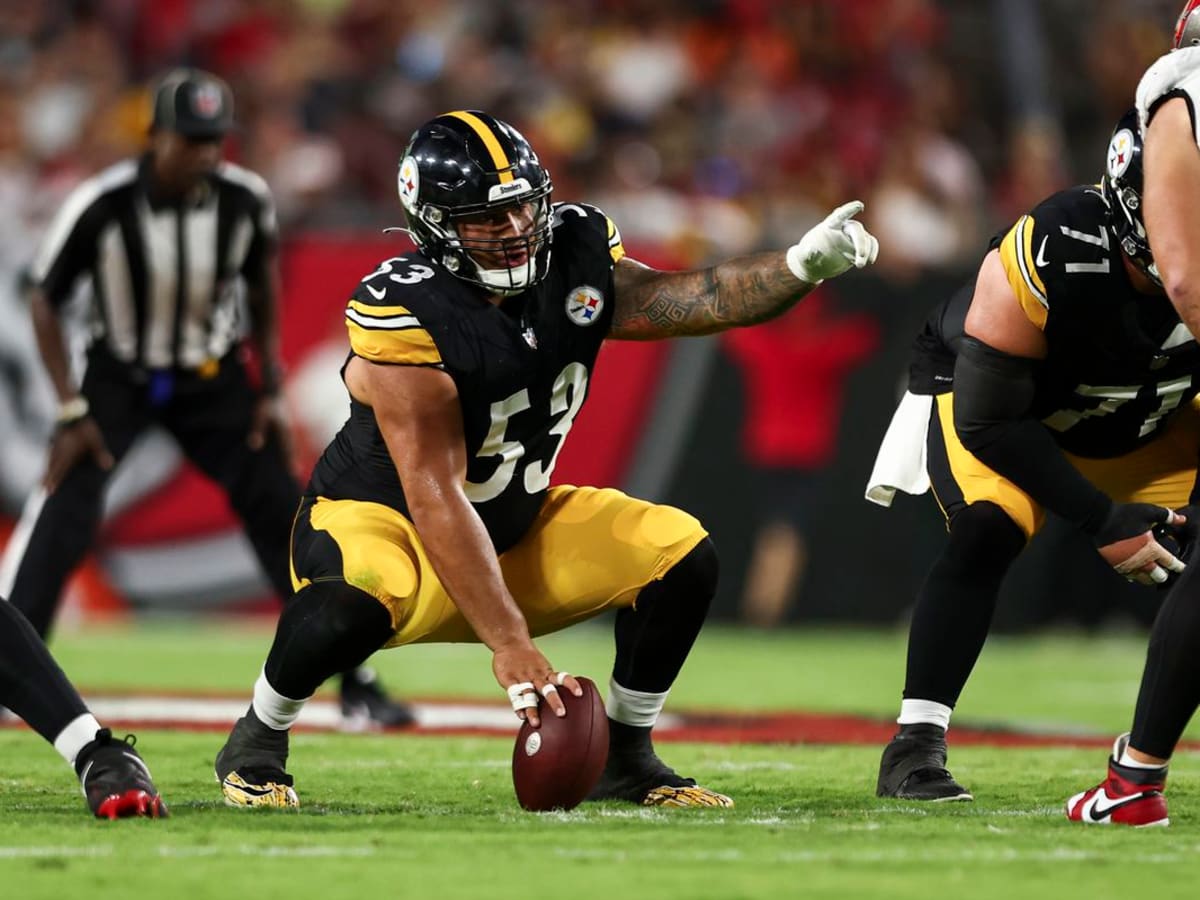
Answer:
[{"left": 786, "top": 200, "right": 879, "bottom": 285}]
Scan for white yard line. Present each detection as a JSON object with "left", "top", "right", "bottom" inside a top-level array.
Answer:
[{"left": 61, "top": 696, "right": 680, "bottom": 733}]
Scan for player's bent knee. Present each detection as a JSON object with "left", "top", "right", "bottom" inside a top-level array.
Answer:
[
  {"left": 668, "top": 535, "right": 719, "bottom": 598},
  {"left": 948, "top": 501, "right": 1022, "bottom": 538},
  {"left": 264, "top": 580, "right": 396, "bottom": 698},
  {"left": 945, "top": 502, "right": 1026, "bottom": 565}
]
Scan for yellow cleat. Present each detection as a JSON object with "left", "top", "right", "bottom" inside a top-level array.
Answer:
[
  {"left": 642, "top": 784, "right": 734, "bottom": 808},
  {"left": 220, "top": 771, "right": 299, "bottom": 809}
]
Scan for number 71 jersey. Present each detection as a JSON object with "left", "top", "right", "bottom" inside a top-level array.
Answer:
[
  {"left": 997, "top": 186, "right": 1200, "bottom": 457},
  {"left": 309, "top": 202, "right": 627, "bottom": 553}
]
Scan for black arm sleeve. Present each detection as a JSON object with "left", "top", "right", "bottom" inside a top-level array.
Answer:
[{"left": 953, "top": 336, "right": 1112, "bottom": 534}]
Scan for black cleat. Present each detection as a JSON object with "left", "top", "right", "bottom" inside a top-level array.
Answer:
[
  {"left": 877, "top": 723, "right": 973, "bottom": 802},
  {"left": 215, "top": 708, "right": 298, "bottom": 808},
  {"left": 587, "top": 751, "right": 732, "bottom": 808},
  {"left": 75, "top": 729, "right": 168, "bottom": 819},
  {"left": 339, "top": 667, "right": 416, "bottom": 730}
]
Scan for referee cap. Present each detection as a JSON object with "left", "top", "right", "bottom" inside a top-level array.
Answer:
[{"left": 150, "top": 68, "right": 233, "bottom": 139}]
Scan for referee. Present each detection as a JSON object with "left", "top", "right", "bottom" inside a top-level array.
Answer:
[{"left": 1, "top": 68, "right": 412, "bottom": 728}]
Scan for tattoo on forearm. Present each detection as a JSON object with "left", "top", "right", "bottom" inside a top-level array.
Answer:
[{"left": 611, "top": 253, "right": 809, "bottom": 339}]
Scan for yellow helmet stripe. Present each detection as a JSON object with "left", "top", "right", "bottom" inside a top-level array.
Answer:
[{"left": 445, "top": 110, "right": 514, "bottom": 183}]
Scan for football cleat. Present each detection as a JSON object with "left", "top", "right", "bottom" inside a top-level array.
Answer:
[
  {"left": 877, "top": 723, "right": 973, "bottom": 802},
  {"left": 215, "top": 709, "right": 299, "bottom": 808},
  {"left": 586, "top": 751, "right": 733, "bottom": 808},
  {"left": 1066, "top": 733, "right": 1169, "bottom": 827},
  {"left": 75, "top": 729, "right": 168, "bottom": 819},
  {"left": 339, "top": 667, "right": 416, "bottom": 730}
]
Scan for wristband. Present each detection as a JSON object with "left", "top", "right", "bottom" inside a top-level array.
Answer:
[{"left": 56, "top": 396, "right": 90, "bottom": 426}]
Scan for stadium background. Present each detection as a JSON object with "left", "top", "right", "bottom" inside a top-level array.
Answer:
[{"left": 0, "top": 0, "right": 1182, "bottom": 630}]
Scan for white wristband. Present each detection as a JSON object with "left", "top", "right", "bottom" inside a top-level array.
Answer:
[{"left": 56, "top": 396, "right": 89, "bottom": 425}]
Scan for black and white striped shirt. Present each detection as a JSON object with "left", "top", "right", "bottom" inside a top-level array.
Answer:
[{"left": 30, "top": 155, "right": 277, "bottom": 370}]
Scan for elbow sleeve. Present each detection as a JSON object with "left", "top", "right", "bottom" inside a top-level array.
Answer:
[{"left": 952, "top": 336, "right": 1039, "bottom": 452}]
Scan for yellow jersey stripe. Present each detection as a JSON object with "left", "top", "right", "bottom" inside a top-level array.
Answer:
[
  {"left": 998, "top": 216, "right": 1048, "bottom": 330},
  {"left": 445, "top": 111, "right": 514, "bottom": 183},
  {"left": 347, "top": 299, "right": 415, "bottom": 319},
  {"left": 347, "top": 319, "right": 443, "bottom": 366},
  {"left": 605, "top": 215, "right": 626, "bottom": 264}
]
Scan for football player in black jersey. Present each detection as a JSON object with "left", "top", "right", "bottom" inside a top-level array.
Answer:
[
  {"left": 867, "top": 104, "right": 1199, "bottom": 817},
  {"left": 213, "top": 109, "right": 877, "bottom": 809},
  {"left": 1065, "top": 7, "right": 1200, "bottom": 826},
  {"left": 0, "top": 598, "right": 165, "bottom": 818}
]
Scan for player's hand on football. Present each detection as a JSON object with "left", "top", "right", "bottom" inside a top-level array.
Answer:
[
  {"left": 45, "top": 416, "right": 114, "bottom": 493},
  {"left": 1092, "top": 502, "right": 1187, "bottom": 586},
  {"left": 786, "top": 200, "right": 879, "bottom": 285},
  {"left": 493, "top": 641, "right": 582, "bottom": 728}
]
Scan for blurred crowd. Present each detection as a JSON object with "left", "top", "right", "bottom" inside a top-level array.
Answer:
[{"left": 0, "top": 0, "right": 1182, "bottom": 273}]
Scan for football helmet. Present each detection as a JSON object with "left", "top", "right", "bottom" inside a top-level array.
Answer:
[
  {"left": 1103, "top": 107, "right": 1159, "bottom": 285},
  {"left": 1176, "top": 1, "right": 1200, "bottom": 48},
  {"left": 398, "top": 110, "right": 553, "bottom": 295}
]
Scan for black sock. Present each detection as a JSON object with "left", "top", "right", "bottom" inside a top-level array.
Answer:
[
  {"left": 611, "top": 537, "right": 718, "bottom": 695},
  {"left": 0, "top": 600, "right": 89, "bottom": 743},
  {"left": 607, "top": 720, "right": 653, "bottom": 758},
  {"left": 903, "top": 502, "right": 1024, "bottom": 706},
  {"left": 1130, "top": 546, "right": 1200, "bottom": 760},
  {"left": 264, "top": 582, "right": 395, "bottom": 700}
]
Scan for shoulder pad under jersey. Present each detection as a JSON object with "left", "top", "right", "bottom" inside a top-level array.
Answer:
[
  {"left": 996, "top": 187, "right": 1113, "bottom": 330},
  {"left": 344, "top": 255, "right": 449, "bottom": 367},
  {"left": 551, "top": 202, "right": 626, "bottom": 265}
]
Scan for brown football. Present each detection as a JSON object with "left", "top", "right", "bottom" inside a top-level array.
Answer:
[{"left": 512, "top": 676, "right": 610, "bottom": 811}]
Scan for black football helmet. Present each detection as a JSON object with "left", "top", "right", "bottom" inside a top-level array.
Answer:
[
  {"left": 1102, "top": 107, "right": 1160, "bottom": 285},
  {"left": 1176, "top": 0, "right": 1200, "bottom": 48},
  {"left": 397, "top": 110, "right": 553, "bottom": 294}
]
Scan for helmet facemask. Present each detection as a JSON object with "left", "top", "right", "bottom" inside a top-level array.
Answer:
[{"left": 426, "top": 184, "right": 553, "bottom": 295}]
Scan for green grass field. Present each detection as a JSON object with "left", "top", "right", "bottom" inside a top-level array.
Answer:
[{"left": 3, "top": 621, "right": 1200, "bottom": 900}]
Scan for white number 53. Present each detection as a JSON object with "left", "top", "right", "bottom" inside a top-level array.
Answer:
[{"left": 464, "top": 363, "right": 589, "bottom": 502}]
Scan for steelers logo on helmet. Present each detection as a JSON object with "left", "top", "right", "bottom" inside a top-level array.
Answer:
[
  {"left": 1107, "top": 129, "right": 1136, "bottom": 181},
  {"left": 398, "top": 156, "right": 420, "bottom": 214},
  {"left": 565, "top": 285, "right": 604, "bottom": 327}
]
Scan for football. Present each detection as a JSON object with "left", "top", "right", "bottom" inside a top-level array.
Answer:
[{"left": 512, "top": 676, "right": 609, "bottom": 811}]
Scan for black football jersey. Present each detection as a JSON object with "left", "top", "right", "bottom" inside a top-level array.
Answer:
[
  {"left": 309, "top": 202, "right": 626, "bottom": 552},
  {"left": 910, "top": 185, "right": 1200, "bottom": 459}
]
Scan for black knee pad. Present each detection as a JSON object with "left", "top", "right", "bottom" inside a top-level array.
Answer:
[
  {"left": 944, "top": 502, "right": 1026, "bottom": 572},
  {"left": 667, "top": 536, "right": 719, "bottom": 599},
  {"left": 266, "top": 581, "right": 394, "bottom": 698},
  {"left": 612, "top": 537, "right": 719, "bottom": 694}
]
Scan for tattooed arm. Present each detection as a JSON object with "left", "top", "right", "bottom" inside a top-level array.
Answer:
[
  {"left": 609, "top": 253, "right": 810, "bottom": 339},
  {"left": 608, "top": 201, "right": 879, "bottom": 341}
]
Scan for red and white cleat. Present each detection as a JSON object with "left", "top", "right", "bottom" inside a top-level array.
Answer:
[{"left": 1066, "top": 734, "right": 1168, "bottom": 828}]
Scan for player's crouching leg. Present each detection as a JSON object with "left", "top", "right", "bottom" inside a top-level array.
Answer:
[
  {"left": 215, "top": 580, "right": 396, "bottom": 808},
  {"left": 585, "top": 536, "right": 733, "bottom": 808}
]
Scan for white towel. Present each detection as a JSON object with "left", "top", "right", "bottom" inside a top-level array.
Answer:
[{"left": 864, "top": 391, "right": 934, "bottom": 508}]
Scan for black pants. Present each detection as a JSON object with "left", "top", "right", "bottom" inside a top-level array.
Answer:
[{"left": 7, "top": 347, "right": 300, "bottom": 636}]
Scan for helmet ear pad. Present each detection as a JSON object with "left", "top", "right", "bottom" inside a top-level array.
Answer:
[{"left": 1103, "top": 107, "right": 1159, "bottom": 285}]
